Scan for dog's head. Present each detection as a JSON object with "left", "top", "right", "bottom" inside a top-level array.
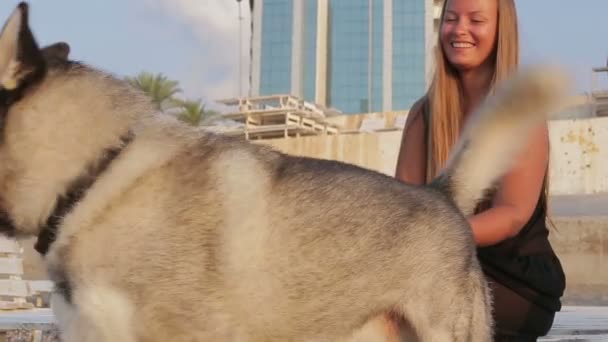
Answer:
[{"left": 0, "top": 2, "right": 152, "bottom": 237}]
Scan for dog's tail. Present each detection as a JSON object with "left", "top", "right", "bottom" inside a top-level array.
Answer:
[{"left": 430, "top": 65, "right": 569, "bottom": 216}]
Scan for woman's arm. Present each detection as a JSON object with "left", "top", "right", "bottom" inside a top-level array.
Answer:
[
  {"left": 394, "top": 102, "right": 548, "bottom": 247},
  {"left": 395, "top": 106, "right": 427, "bottom": 185},
  {"left": 469, "top": 122, "right": 550, "bottom": 247}
]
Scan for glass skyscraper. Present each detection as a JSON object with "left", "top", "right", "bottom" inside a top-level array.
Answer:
[{"left": 251, "top": 0, "right": 443, "bottom": 114}]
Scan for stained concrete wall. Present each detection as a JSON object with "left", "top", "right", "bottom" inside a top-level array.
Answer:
[
  {"left": 549, "top": 117, "right": 608, "bottom": 195},
  {"left": 262, "top": 131, "right": 404, "bottom": 177},
  {"left": 549, "top": 217, "right": 608, "bottom": 305},
  {"left": 260, "top": 116, "right": 608, "bottom": 196}
]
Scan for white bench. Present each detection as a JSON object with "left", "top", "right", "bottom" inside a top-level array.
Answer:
[
  {"left": 0, "top": 238, "right": 33, "bottom": 310},
  {"left": 0, "top": 238, "right": 53, "bottom": 310}
]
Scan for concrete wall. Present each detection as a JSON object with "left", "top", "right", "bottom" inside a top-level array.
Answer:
[
  {"left": 549, "top": 117, "right": 608, "bottom": 195},
  {"left": 260, "top": 116, "right": 608, "bottom": 196},
  {"left": 549, "top": 217, "right": 608, "bottom": 305},
  {"left": 262, "top": 131, "right": 404, "bottom": 177}
]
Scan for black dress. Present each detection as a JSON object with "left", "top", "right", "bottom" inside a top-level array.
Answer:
[{"left": 477, "top": 191, "right": 567, "bottom": 339}]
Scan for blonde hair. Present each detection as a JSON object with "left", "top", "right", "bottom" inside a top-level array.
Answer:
[{"left": 425, "top": 0, "right": 519, "bottom": 181}]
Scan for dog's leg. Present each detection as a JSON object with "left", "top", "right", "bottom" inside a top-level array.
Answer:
[
  {"left": 51, "top": 294, "right": 98, "bottom": 342},
  {"left": 347, "top": 315, "right": 407, "bottom": 342},
  {"left": 394, "top": 310, "right": 452, "bottom": 342},
  {"left": 50, "top": 292, "right": 79, "bottom": 342},
  {"left": 461, "top": 269, "right": 494, "bottom": 342},
  {"left": 436, "top": 268, "right": 493, "bottom": 342},
  {"left": 394, "top": 271, "right": 493, "bottom": 342},
  {"left": 60, "top": 284, "right": 138, "bottom": 342}
]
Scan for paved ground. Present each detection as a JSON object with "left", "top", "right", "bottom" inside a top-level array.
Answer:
[{"left": 540, "top": 306, "right": 608, "bottom": 341}]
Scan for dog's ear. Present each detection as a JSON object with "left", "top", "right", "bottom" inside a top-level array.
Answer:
[
  {"left": 0, "top": 2, "right": 45, "bottom": 90},
  {"left": 41, "top": 42, "right": 71, "bottom": 62}
]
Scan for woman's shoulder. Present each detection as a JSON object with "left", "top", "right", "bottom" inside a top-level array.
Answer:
[{"left": 403, "top": 95, "right": 429, "bottom": 132}]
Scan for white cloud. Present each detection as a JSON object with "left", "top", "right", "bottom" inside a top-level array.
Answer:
[{"left": 142, "top": 0, "right": 252, "bottom": 110}]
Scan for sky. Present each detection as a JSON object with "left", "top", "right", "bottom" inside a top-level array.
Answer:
[{"left": 0, "top": 0, "right": 607, "bottom": 112}]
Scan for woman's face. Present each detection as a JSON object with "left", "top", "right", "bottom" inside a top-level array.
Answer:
[{"left": 440, "top": 0, "right": 498, "bottom": 72}]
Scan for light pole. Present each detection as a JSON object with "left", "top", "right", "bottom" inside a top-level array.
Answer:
[
  {"left": 368, "top": 0, "right": 373, "bottom": 114},
  {"left": 236, "top": 0, "right": 243, "bottom": 99}
]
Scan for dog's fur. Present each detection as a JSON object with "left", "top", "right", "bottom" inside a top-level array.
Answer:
[{"left": 0, "top": 3, "right": 569, "bottom": 342}]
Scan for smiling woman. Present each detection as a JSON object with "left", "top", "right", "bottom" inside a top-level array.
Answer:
[
  {"left": 441, "top": 0, "right": 498, "bottom": 74},
  {"left": 391, "top": 0, "right": 566, "bottom": 341}
]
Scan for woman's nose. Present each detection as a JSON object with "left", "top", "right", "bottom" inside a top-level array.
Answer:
[{"left": 453, "top": 19, "right": 468, "bottom": 35}]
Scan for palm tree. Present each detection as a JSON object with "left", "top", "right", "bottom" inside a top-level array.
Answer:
[
  {"left": 174, "top": 98, "right": 221, "bottom": 126},
  {"left": 125, "top": 72, "right": 182, "bottom": 111}
]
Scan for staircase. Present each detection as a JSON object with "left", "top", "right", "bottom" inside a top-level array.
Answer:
[
  {"left": 592, "top": 91, "right": 608, "bottom": 117},
  {"left": 591, "top": 67, "right": 608, "bottom": 117}
]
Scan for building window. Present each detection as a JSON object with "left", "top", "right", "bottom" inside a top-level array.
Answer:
[{"left": 260, "top": 0, "right": 293, "bottom": 95}]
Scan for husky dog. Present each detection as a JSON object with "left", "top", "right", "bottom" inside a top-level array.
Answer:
[{"left": 0, "top": 2, "right": 568, "bottom": 342}]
